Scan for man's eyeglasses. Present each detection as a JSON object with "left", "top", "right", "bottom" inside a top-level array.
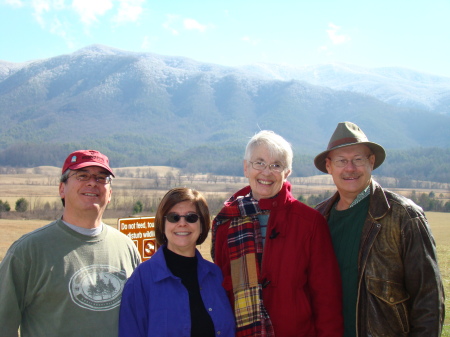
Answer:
[
  {"left": 69, "top": 171, "right": 112, "bottom": 184},
  {"left": 248, "top": 161, "right": 285, "bottom": 173},
  {"left": 165, "top": 213, "right": 199, "bottom": 223},
  {"left": 329, "top": 155, "right": 372, "bottom": 168}
]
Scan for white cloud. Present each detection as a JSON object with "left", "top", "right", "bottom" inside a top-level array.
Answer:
[
  {"left": 48, "top": 17, "right": 76, "bottom": 48},
  {"left": 113, "top": 0, "right": 144, "bottom": 23},
  {"left": 326, "top": 22, "right": 350, "bottom": 45},
  {"left": 4, "top": 0, "right": 145, "bottom": 47},
  {"left": 163, "top": 15, "right": 210, "bottom": 35},
  {"left": 30, "top": 0, "right": 51, "bottom": 27},
  {"left": 52, "top": 0, "right": 65, "bottom": 10},
  {"left": 162, "top": 14, "right": 180, "bottom": 35},
  {"left": 183, "top": 18, "right": 207, "bottom": 32},
  {"left": 24, "top": 0, "right": 142, "bottom": 27},
  {"left": 48, "top": 16, "right": 66, "bottom": 37},
  {"left": 4, "top": 0, "right": 24, "bottom": 7},
  {"left": 71, "top": 0, "right": 113, "bottom": 25}
]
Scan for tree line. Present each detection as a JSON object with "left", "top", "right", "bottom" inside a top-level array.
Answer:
[
  {"left": 300, "top": 190, "right": 450, "bottom": 213},
  {"left": 0, "top": 198, "right": 29, "bottom": 215},
  {"left": 1, "top": 142, "right": 450, "bottom": 184}
]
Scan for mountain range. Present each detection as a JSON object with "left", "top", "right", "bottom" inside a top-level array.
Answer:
[
  {"left": 242, "top": 63, "right": 450, "bottom": 114},
  {"left": 0, "top": 44, "right": 449, "bottom": 178}
]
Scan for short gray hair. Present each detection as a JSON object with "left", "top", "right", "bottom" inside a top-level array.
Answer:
[
  {"left": 244, "top": 130, "right": 293, "bottom": 171},
  {"left": 60, "top": 169, "right": 71, "bottom": 183}
]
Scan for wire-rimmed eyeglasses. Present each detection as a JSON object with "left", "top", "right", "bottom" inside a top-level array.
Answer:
[
  {"left": 328, "top": 155, "right": 372, "bottom": 168},
  {"left": 248, "top": 161, "right": 285, "bottom": 173},
  {"left": 69, "top": 171, "right": 112, "bottom": 184}
]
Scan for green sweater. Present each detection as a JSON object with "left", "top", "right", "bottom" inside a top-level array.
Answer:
[
  {"left": 0, "top": 220, "right": 141, "bottom": 337},
  {"left": 328, "top": 196, "right": 369, "bottom": 337}
]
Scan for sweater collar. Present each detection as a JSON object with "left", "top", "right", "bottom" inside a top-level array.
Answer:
[
  {"left": 321, "top": 179, "right": 390, "bottom": 220},
  {"left": 151, "top": 245, "right": 211, "bottom": 283}
]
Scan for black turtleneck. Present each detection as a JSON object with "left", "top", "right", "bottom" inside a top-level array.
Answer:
[{"left": 163, "top": 247, "right": 215, "bottom": 337}]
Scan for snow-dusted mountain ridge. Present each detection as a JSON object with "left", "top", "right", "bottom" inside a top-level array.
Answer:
[
  {"left": 241, "top": 62, "right": 450, "bottom": 113},
  {"left": 2, "top": 44, "right": 449, "bottom": 114},
  {"left": 0, "top": 44, "right": 449, "bottom": 173}
]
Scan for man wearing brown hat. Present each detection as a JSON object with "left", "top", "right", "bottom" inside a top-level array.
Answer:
[
  {"left": 314, "top": 122, "right": 444, "bottom": 337},
  {"left": 0, "top": 150, "right": 141, "bottom": 337}
]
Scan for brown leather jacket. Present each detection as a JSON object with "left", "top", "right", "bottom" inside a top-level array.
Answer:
[{"left": 316, "top": 180, "right": 445, "bottom": 336}]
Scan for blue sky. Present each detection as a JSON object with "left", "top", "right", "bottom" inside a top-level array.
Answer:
[{"left": 1, "top": 0, "right": 449, "bottom": 77}]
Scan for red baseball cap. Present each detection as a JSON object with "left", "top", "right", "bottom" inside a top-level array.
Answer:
[{"left": 62, "top": 150, "right": 115, "bottom": 177}]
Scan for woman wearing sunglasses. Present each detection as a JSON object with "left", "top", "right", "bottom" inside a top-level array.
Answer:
[{"left": 119, "top": 187, "right": 235, "bottom": 337}]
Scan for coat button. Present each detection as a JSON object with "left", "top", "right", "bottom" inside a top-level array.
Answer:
[
  {"left": 389, "top": 297, "right": 395, "bottom": 303},
  {"left": 217, "top": 331, "right": 221, "bottom": 335},
  {"left": 208, "top": 308, "right": 213, "bottom": 311}
]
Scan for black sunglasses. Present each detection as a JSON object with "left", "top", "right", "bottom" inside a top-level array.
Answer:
[{"left": 165, "top": 212, "right": 199, "bottom": 223}]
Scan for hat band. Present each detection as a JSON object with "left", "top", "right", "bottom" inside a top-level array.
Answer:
[{"left": 328, "top": 137, "right": 366, "bottom": 150}]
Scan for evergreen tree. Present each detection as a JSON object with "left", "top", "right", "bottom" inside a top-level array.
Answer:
[
  {"left": 15, "top": 198, "right": 29, "bottom": 212},
  {"left": 0, "top": 200, "right": 11, "bottom": 212},
  {"left": 133, "top": 200, "right": 143, "bottom": 214}
]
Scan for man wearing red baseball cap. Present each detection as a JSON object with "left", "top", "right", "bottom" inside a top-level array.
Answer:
[
  {"left": 61, "top": 149, "right": 115, "bottom": 176},
  {"left": 0, "top": 150, "right": 141, "bottom": 337}
]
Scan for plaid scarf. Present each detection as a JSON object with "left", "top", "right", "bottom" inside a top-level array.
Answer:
[{"left": 212, "top": 190, "right": 275, "bottom": 337}]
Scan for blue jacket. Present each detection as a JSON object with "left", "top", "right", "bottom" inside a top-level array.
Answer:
[{"left": 119, "top": 246, "right": 236, "bottom": 337}]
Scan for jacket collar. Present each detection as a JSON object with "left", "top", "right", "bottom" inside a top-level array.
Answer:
[
  {"left": 151, "top": 245, "right": 211, "bottom": 283},
  {"left": 258, "top": 181, "right": 293, "bottom": 210},
  {"left": 321, "top": 179, "right": 390, "bottom": 220},
  {"left": 368, "top": 179, "right": 390, "bottom": 220},
  {"left": 226, "top": 181, "right": 294, "bottom": 211}
]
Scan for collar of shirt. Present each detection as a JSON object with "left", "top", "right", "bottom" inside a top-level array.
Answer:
[
  {"left": 62, "top": 220, "right": 104, "bottom": 236},
  {"left": 349, "top": 185, "right": 370, "bottom": 208}
]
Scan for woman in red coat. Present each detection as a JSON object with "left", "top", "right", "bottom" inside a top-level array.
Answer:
[{"left": 211, "top": 130, "right": 343, "bottom": 336}]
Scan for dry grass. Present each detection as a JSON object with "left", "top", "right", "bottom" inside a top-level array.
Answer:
[
  {"left": 426, "top": 212, "right": 450, "bottom": 335},
  {"left": 1, "top": 213, "right": 448, "bottom": 333},
  {"left": 426, "top": 212, "right": 450, "bottom": 247},
  {"left": 428, "top": 213, "right": 450, "bottom": 335},
  {"left": 0, "top": 219, "right": 50, "bottom": 260}
]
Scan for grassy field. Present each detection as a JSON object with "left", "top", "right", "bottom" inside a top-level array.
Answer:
[
  {"left": 429, "top": 212, "right": 450, "bottom": 336},
  {"left": 0, "top": 212, "right": 448, "bottom": 333}
]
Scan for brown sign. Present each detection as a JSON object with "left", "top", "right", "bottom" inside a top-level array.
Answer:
[{"left": 118, "top": 217, "right": 158, "bottom": 261}]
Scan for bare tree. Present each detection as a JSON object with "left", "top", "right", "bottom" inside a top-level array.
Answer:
[{"left": 165, "top": 172, "right": 175, "bottom": 187}]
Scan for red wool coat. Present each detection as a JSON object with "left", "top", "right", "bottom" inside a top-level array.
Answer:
[{"left": 213, "top": 182, "right": 344, "bottom": 337}]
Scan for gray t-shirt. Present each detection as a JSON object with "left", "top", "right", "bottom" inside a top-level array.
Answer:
[{"left": 0, "top": 219, "right": 141, "bottom": 337}]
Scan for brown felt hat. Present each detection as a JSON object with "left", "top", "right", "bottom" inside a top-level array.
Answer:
[{"left": 314, "top": 121, "right": 386, "bottom": 173}]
